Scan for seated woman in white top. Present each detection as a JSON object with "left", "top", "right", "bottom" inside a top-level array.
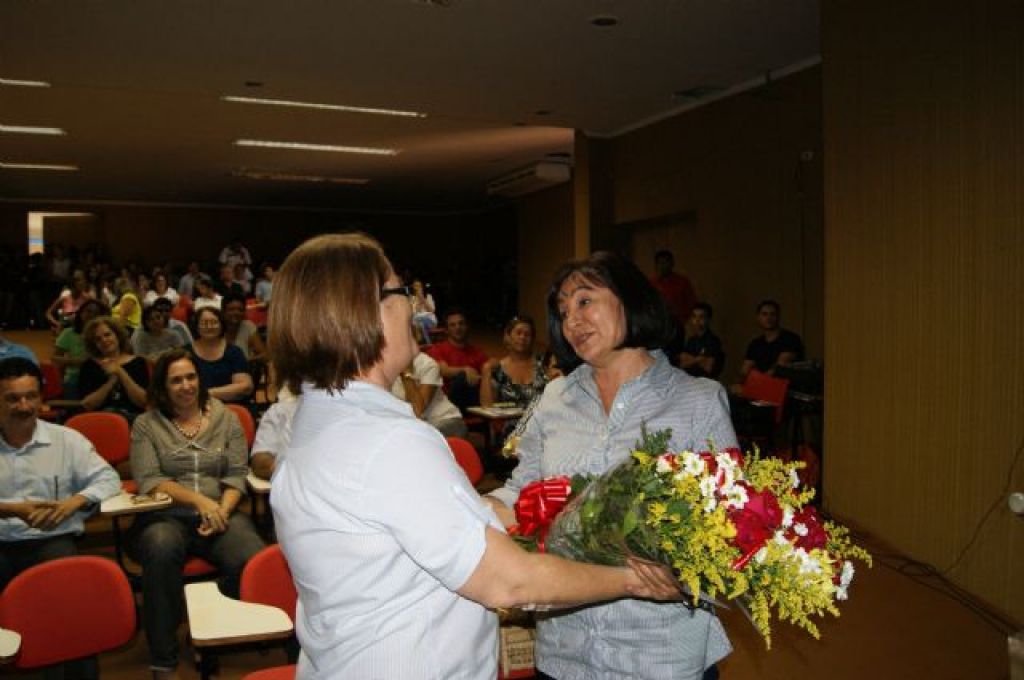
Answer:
[
  {"left": 142, "top": 273, "right": 179, "bottom": 308},
  {"left": 267, "top": 233, "right": 681, "bottom": 680},
  {"left": 392, "top": 351, "right": 466, "bottom": 437},
  {"left": 191, "top": 275, "right": 222, "bottom": 311}
]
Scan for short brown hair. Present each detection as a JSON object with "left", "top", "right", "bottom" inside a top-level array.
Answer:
[
  {"left": 83, "top": 316, "right": 130, "bottom": 359},
  {"left": 269, "top": 233, "right": 391, "bottom": 394}
]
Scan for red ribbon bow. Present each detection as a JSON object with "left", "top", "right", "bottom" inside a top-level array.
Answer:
[{"left": 511, "top": 476, "right": 572, "bottom": 552}]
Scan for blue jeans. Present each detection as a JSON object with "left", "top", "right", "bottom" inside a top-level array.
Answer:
[{"left": 129, "top": 511, "right": 265, "bottom": 670}]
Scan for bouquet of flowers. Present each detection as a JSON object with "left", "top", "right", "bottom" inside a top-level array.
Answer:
[{"left": 510, "top": 427, "right": 871, "bottom": 648}]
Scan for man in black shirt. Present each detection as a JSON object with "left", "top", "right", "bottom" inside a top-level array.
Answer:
[
  {"left": 739, "top": 299, "right": 804, "bottom": 380},
  {"left": 676, "top": 303, "right": 725, "bottom": 378}
]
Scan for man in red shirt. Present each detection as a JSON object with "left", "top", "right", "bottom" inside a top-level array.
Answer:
[
  {"left": 425, "top": 309, "right": 489, "bottom": 411},
  {"left": 650, "top": 250, "right": 697, "bottom": 334}
]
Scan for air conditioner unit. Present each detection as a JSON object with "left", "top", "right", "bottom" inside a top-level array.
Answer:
[{"left": 486, "top": 161, "right": 572, "bottom": 198}]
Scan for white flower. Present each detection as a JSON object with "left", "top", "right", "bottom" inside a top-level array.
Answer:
[
  {"left": 656, "top": 455, "right": 674, "bottom": 474},
  {"left": 699, "top": 474, "right": 717, "bottom": 499},
  {"left": 793, "top": 522, "right": 808, "bottom": 537},
  {"left": 781, "top": 506, "right": 794, "bottom": 528},
  {"left": 754, "top": 547, "right": 768, "bottom": 564},
  {"left": 721, "top": 483, "right": 749, "bottom": 510},
  {"left": 774, "top": 530, "right": 791, "bottom": 547},
  {"left": 790, "top": 469, "right": 801, "bottom": 489},
  {"left": 676, "top": 451, "right": 705, "bottom": 479},
  {"left": 834, "top": 561, "right": 855, "bottom": 600},
  {"left": 794, "top": 548, "right": 823, "bottom": 575}
]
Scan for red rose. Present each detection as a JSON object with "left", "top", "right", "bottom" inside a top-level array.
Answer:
[
  {"left": 731, "top": 508, "right": 775, "bottom": 554},
  {"left": 729, "top": 485, "right": 784, "bottom": 563},
  {"left": 789, "top": 506, "right": 828, "bottom": 551}
]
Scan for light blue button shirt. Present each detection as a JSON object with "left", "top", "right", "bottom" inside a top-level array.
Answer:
[
  {"left": 272, "top": 381, "right": 501, "bottom": 679},
  {"left": 0, "top": 420, "right": 122, "bottom": 541},
  {"left": 491, "top": 351, "right": 737, "bottom": 680}
]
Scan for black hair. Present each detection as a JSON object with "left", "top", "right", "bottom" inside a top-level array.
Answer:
[
  {"left": 546, "top": 251, "right": 675, "bottom": 372},
  {"left": 0, "top": 357, "right": 43, "bottom": 385},
  {"left": 757, "top": 299, "right": 780, "bottom": 314},
  {"left": 443, "top": 307, "right": 469, "bottom": 325},
  {"left": 694, "top": 302, "right": 713, "bottom": 320},
  {"left": 141, "top": 304, "right": 167, "bottom": 329},
  {"left": 654, "top": 250, "right": 674, "bottom": 263}
]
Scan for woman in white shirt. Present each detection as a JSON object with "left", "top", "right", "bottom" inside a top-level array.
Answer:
[{"left": 267, "top": 233, "right": 680, "bottom": 680}]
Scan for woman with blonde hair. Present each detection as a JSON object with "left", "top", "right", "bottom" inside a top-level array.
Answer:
[{"left": 269, "top": 234, "right": 680, "bottom": 680}]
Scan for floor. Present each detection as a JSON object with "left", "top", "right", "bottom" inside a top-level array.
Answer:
[{"left": 3, "top": 330, "right": 1017, "bottom": 678}]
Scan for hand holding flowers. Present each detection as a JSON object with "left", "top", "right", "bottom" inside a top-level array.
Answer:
[{"left": 509, "top": 426, "right": 872, "bottom": 648}]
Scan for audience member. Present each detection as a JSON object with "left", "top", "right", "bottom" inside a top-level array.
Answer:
[
  {"left": 221, "top": 295, "right": 266, "bottom": 362},
  {"left": 737, "top": 299, "right": 805, "bottom": 382},
  {"left": 253, "top": 263, "right": 274, "bottom": 306},
  {"left": 0, "top": 357, "right": 122, "bottom": 592},
  {"left": 45, "top": 273, "right": 93, "bottom": 332},
  {"left": 53, "top": 298, "right": 108, "bottom": 398},
  {"left": 78, "top": 316, "right": 150, "bottom": 421},
  {"left": 147, "top": 298, "right": 194, "bottom": 346},
  {"left": 128, "top": 350, "right": 264, "bottom": 680},
  {"left": 650, "top": 249, "right": 697, "bottom": 334},
  {"left": 425, "top": 308, "right": 489, "bottom": 411},
  {"left": 188, "top": 307, "right": 253, "bottom": 404},
  {"left": 176, "top": 261, "right": 201, "bottom": 299},
  {"left": 249, "top": 390, "right": 297, "bottom": 481},
  {"left": 410, "top": 279, "right": 437, "bottom": 341},
  {"left": 218, "top": 238, "right": 252, "bottom": 272},
  {"left": 143, "top": 273, "right": 180, "bottom": 308},
  {"left": 674, "top": 302, "right": 725, "bottom": 379},
  {"left": 214, "top": 264, "right": 245, "bottom": 299},
  {"left": 111, "top": 277, "right": 142, "bottom": 332},
  {"left": 392, "top": 351, "right": 468, "bottom": 437},
  {"left": 480, "top": 316, "right": 548, "bottom": 408},
  {"left": 192, "top": 275, "right": 222, "bottom": 311},
  {"left": 233, "top": 262, "right": 252, "bottom": 295},
  {"left": 131, "top": 305, "right": 185, "bottom": 360}
]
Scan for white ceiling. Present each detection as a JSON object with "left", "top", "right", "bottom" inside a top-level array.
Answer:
[{"left": 0, "top": 0, "right": 819, "bottom": 211}]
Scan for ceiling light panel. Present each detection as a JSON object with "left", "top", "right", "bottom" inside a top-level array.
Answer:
[
  {"left": 234, "top": 139, "right": 399, "bottom": 156},
  {"left": 0, "top": 162, "right": 78, "bottom": 171},
  {"left": 0, "top": 78, "right": 51, "bottom": 88},
  {"left": 0, "top": 124, "right": 66, "bottom": 135},
  {"left": 222, "top": 95, "right": 427, "bottom": 118}
]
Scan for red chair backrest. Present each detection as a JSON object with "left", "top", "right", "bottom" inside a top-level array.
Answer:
[
  {"left": 243, "top": 665, "right": 297, "bottom": 680},
  {"left": 446, "top": 436, "right": 484, "bottom": 485},
  {"left": 740, "top": 370, "right": 790, "bottom": 423},
  {"left": 240, "top": 545, "right": 297, "bottom": 623},
  {"left": 0, "top": 556, "right": 135, "bottom": 668},
  {"left": 226, "top": 403, "right": 256, "bottom": 449},
  {"left": 39, "top": 362, "right": 63, "bottom": 401},
  {"left": 65, "top": 412, "right": 132, "bottom": 467}
]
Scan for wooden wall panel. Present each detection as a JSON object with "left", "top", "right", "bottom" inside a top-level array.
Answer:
[
  {"left": 516, "top": 183, "right": 574, "bottom": 340},
  {"left": 824, "top": 1, "right": 1024, "bottom": 621},
  {"left": 601, "top": 67, "right": 825, "bottom": 384}
]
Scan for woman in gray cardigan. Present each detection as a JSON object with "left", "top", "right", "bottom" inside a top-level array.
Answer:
[{"left": 129, "top": 348, "right": 265, "bottom": 680}]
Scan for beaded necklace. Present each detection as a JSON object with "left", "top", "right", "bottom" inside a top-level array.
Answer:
[{"left": 172, "top": 409, "right": 206, "bottom": 440}]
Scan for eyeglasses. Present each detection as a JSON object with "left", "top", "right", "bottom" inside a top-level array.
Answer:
[{"left": 380, "top": 285, "right": 413, "bottom": 300}]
